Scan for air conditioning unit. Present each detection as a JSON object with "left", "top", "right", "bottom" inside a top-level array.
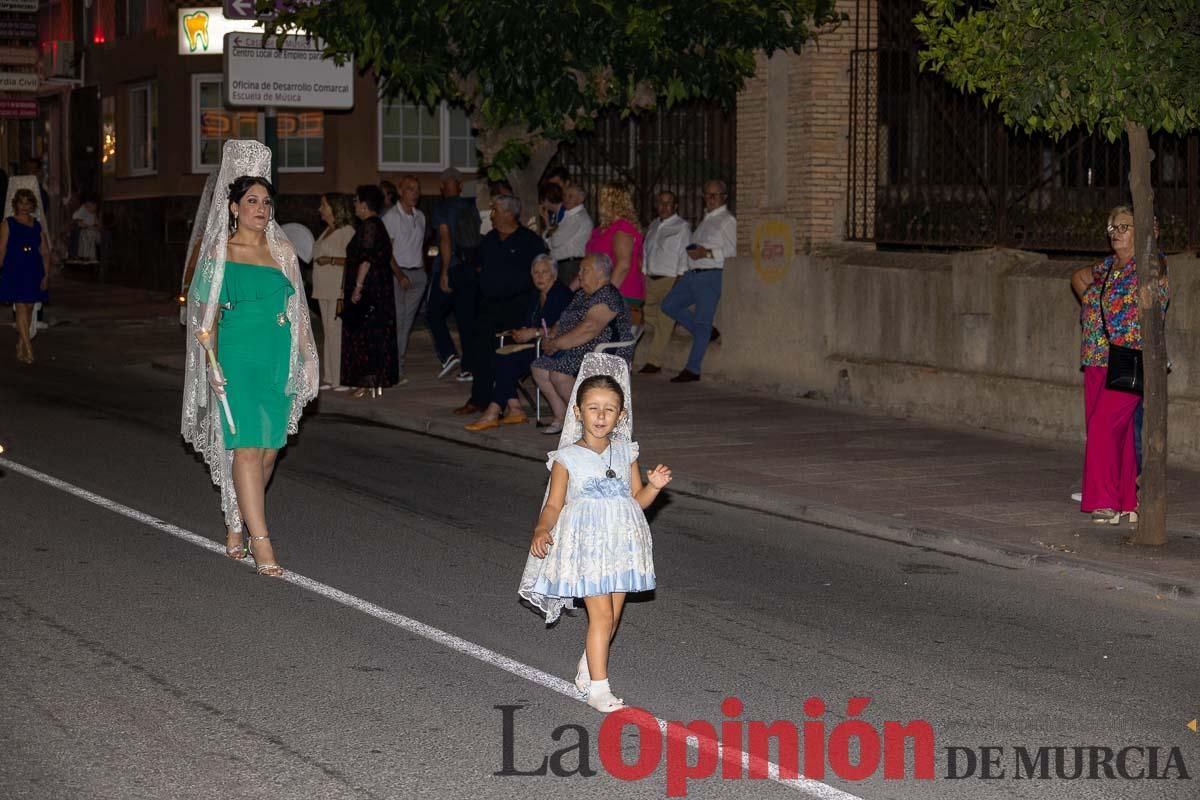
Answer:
[{"left": 44, "top": 40, "right": 76, "bottom": 78}]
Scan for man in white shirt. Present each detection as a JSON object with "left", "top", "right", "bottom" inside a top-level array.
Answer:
[
  {"left": 662, "top": 179, "right": 736, "bottom": 382},
  {"left": 639, "top": 190, "right": 690, "bottom": 373},
  {"left": 381, "top": 174, "right": 427, "bottom": 383},
  {"left": 546, "top": 184, "right": 592, "bottom": 289}
]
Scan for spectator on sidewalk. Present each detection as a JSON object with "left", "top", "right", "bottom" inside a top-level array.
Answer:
[
  {"left": 479, "top": 179, "right": 513, "bottom": 237},
  {"left": 341, "top": 184, "right": 399, "bottom": 398},
  {"left": 639, "top": 190, "right": 690, "bottom": 374},
  {"left": 381, "top": 174, "right": 426, "bottom": 385},
  {"left": 548, "top": 183, "right": 592, "bottom": 290},
  {"left": 537, "top": 180, "right": 563, "bottom": 235},
  {"left": 464, "top": 253, "right": 573, "bottom": 431},
  {"left": 1076, "top": 205, "right": 1168, "bottom": 524},
  {"left": 379, "top": 180, "right": 398, "bottom": 214},
  {"left": 0, "top": 188, "right": 50, "bottom": 364},
  {"left": 1072, "top": 215, "right": 1167, "bottom": 493},
  {"left": 543, "top": 166, "right": 571, "bottom": 225},
  {"left": 312, "top": 192, "right": 355, "bottom": 391},
  {"left": 427, "top": 167, "right": 479, "bottom": 382},
  {"left": 662, "top": 179, "right": 736, "bottom": 383},
  {"left": 531, "top": 253, "right": 633, "bottom": 434},
  {"left": 456, "top": 194, "right": 547, "bottom": 415},
  {"left": 586, "top": 182, "right": 644, "bottom": 322},
  {"left": 70, "top": 193, "right": 102, "bottom": 262}
]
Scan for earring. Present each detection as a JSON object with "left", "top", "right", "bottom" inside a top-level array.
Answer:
[{"left": 231, "top": 214, "right": 238, "bottom": 232}]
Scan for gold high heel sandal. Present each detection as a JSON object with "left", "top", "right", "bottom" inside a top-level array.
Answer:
[
  {"left": 247, "top": 535, "right": 283, "bottom": 577},
  {"left": 225, "top": 531, "right": 248, "bottom": 560}
]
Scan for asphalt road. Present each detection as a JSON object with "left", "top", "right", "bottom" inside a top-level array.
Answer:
[{"left": 1, "top": 320, "right": 1198, "bottom": 800}]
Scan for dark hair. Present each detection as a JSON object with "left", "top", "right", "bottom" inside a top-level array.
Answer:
[
  {"left": 227, "top": 175, "right": 276, "bottom": 231},
  {"left": 545, "top": 166, "right": 570, "bottom": 184},
  {"left": 323, "top": 192, "right": 355, "bottom": 228},
  {"left": 355, "top": 184, "right": 385, "bottom": 214},
  {"left": 576, "top": 374, "right": 625, "bottom": 411},
  {"left": 11, "top": 187, "right": 37, "bottom": 213},
  {"left": 379, "top": 180, "right": 398, "bottom": 206},
  {"left": 540, "top": 182, "right": 563, "bottom": 205},
  {"left": 489, "top": 179, "right": 513, "bottom": 196}
]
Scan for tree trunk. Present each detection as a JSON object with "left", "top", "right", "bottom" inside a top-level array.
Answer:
[
  {"left": 505, "top": 138, "right": 559, "bottom": 230},
  {"left": 1126, "top": 120, "right": 1168, "bottom": 546}
]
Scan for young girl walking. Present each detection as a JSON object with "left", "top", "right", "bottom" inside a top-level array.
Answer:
[{"left": 519, "top": 354, "right": 672, "bottom": 712}]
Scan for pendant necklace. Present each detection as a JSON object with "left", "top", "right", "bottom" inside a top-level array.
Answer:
[{"left": 605, "top": 443, "right": 617, "bottom": 479}]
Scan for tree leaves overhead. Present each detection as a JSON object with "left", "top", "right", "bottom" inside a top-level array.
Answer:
[
  {"left": 915, "top": 0, "right": 1200, "bottom": 141},
  {"left": 266, "top": 0, "right": 843, "bottom": 169}
]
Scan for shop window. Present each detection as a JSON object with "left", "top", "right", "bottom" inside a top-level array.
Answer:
[
  {"left": 129, "top": 81, "right": 157, "bottom": 175},
  {"left": 379, "top": 100, "right": 476, "bottom": 171},
  {"left": 192, "top": 75, "right": 260, "bottom": 172},
  {"left": 278, "top": 112, "right": 324, "bottom": 172}
]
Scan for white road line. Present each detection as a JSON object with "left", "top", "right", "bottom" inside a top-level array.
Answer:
[{"left": 1, "top": 456, "right": 865, "bottom": 800}]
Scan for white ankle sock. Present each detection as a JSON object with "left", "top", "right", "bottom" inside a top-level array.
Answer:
[
  {"left": 587, "top": 678, "right": 625, "bottom": 712},
  {"left": 577, "top": 652, "right": 591, "bottom": 681}
]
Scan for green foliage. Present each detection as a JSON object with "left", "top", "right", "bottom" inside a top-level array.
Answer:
[
  {"left": 266, "top": 0, "right": 843, "bottom": 172},
  {"left": 915, "top": 0, "right": 1200, "bottom": 141}
]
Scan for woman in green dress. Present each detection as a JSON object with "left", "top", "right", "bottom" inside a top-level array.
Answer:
[{"left": 182, "top": 140, "right": 319, "bottom": 577}]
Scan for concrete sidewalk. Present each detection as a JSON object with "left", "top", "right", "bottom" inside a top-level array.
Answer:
[
  {"left": 299, "top": 332, "right": 1200, "bottom": 605},
  {"left": 77, "top": 263, "right": 1192, "bottom": 605}
]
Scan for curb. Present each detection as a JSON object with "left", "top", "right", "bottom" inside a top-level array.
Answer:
[
  {"left": 321, "top": 396, "right": 1200, "bottom": 608},
  {"left": 150, "top": 355, "right": 1200, "bottom": 606}
]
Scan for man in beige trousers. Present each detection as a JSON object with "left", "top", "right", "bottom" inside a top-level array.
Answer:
[{"left": 638, "top": 190, "right": 691, "bottom": 373}]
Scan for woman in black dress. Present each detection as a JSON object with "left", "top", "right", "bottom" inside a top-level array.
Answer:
[{"left": 341, "top": 185, "right": 399, "bottom": 397}]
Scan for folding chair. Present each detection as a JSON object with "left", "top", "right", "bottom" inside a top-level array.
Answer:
[
  {"left": 594, "top": 323, "right": 643, "bottom": 354},
  {"left": 497, "top": 332, "right": 543, "bottom": 423}
]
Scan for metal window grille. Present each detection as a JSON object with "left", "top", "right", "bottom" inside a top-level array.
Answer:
[{"left": 847, "top": 0, "right": 1200, "bottom": 252}]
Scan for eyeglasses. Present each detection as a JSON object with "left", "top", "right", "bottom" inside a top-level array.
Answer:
[
  {"left": 704, "top": 192, "right": 724, "bottom": 199},
  {"left": 1106, "top": 223, "right": 1133, "bottom": 235}
]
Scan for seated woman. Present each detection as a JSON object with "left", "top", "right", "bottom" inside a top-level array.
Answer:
[
  {"left": 530, "top": 252, "right": 634, "bottom": 435},
  {"left": 465, "top": 254, "right": 573, "bottom": 431}
]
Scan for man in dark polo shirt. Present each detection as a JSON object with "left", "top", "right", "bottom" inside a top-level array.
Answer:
[{"left": 454, "top": 193, "right": 547, "bottom": 415}]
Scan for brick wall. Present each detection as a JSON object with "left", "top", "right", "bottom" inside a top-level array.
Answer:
[{"left": 736, "top": 0, "right": 873, "bottom": 250}]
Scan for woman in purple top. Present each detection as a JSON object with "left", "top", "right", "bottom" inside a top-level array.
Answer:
[{"left": 586, "top": 182, "right": 644, "bottom": 323}]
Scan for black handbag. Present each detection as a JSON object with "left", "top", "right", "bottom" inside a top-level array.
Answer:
[
  {"left": 1098, "top": 262, "right": 1143, "bottom": 395},
  {"left": 338, "top": 298, "right": 374, "bottom": 328}
]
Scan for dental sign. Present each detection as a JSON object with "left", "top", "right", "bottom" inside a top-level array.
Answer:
[{"left": 178, "top": 8, "right": 262, "bottom": 55}]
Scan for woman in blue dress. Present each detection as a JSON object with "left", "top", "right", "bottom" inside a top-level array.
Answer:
[{"left": 0, "top": 188, "right": 51, "bottom": 364}]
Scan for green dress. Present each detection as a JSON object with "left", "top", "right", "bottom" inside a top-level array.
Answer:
[{"left": 216, "top": 261, "right": 295, "bottom": 449}]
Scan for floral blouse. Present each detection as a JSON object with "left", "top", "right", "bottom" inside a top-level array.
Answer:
[{"left": 1080, "top": 255, "right": 1168, "bottom": 367}]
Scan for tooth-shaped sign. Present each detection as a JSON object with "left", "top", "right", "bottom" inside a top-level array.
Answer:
[{"left": 182, "top": 10, "right": 210, "bottom": 52}]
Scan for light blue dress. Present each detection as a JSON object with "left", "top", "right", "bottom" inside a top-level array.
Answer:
[{"left": 519, "top": 440, "right": 656, "bottom": 624}]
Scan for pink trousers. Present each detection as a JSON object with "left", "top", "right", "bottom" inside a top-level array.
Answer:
[{"left": 1081, "top": 366, "right": 1140, "bottom": 513}]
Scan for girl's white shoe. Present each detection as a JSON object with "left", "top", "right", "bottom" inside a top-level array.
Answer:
[
  {"left": 574, "top": 652, "right": 590, "bottom": 693},
  {"left": 587, "top": 679, "right": 625, "bottom": 713}
]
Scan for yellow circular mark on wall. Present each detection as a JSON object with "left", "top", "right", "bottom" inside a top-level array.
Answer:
[{"left": 753, "top": 220, "right": 794, "bottom": 284}]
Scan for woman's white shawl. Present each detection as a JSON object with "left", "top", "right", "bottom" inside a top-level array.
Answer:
[{"left": 180, "top": 139, "right": 319, "bottom": 532}]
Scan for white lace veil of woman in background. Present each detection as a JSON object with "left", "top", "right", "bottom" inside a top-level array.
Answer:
[{"left": 180, "top": 139, "right": 319, "bottom": 533}]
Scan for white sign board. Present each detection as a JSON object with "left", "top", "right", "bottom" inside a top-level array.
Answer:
[
  {"left": 0, "top": 71, "right": 39, "bottom": 92},
  {"left": 0, "top": 0, "right": 38, "bottom": 12},
  {"left": 178, "top": 7, "right": 261, "bottom": 56},
  {"left": 223, "top": 33, "right": 354, "bottom": 109}
]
